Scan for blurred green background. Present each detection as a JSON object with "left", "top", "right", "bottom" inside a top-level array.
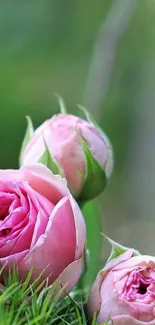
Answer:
[{"left": 1, "top": 0, "right": 155, "bottom": 283}]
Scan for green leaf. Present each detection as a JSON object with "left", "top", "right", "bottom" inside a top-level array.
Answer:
[
  {"left": 91, "top": 313, "right": 110, "bottom": 325},
  {"left": 19, "top": 116, "right": 34, "bottom": 166},
  {"left": 0, "top": 282, "right": 19, "bottom": 304},
  {"left": 0, "top": 262, "right": 90, "bottom": 325},
  {"left": 38, "top": 138, "right": 64, "bottom": 177},
  {"left": 78, "top": 137, "right": 107, "bottom": 203},
  {"left": 102, "top": 234, "right": 140, "bottom": 262},
  {"left": 101, "top": 317, "right": 111, "bottom": 325},
  {"left": 91, "top": 313, "right": 97, "bottom": 325},
  {"left": 83, "top": 245, "right": 89, "bottom": 276},
  {"left": 54, "top": 93, "right": 67, "bottom": 114}
]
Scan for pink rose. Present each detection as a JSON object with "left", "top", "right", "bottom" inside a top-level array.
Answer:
[
  {"left": 88, "top": 250, "right": 155, "bottom": 324},
  {"left": 21, "top": 114, "right": 113, "bottom": 198},
  {"left": 0, "top": 163, "right": 86, "bottom": 293}
]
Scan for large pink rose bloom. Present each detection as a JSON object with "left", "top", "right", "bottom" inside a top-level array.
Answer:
[
  {"left": 21, "top": 114, "right": 113, "bottom": 197},
  {"left": 88, "top": 250, "right": 155, "bottom": 325},
  {"left": 0, "top": 163, "right": 86, "bottom": 293}
]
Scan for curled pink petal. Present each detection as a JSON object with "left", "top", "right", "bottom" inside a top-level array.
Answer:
[
  {"left": 88, "top": 249, "right": 134, "bottom": 319},
  {"left": 52, "top": 257, "right": 84, "bottom": 297},
  {"left": 0, "top": 250, "right": 29, "bottom": 271},
  {"left": 111, "top": 315, "right": 155, "bottom": 325},
  {"left": 0, "top": 164, "right": 85, "bottom": 294},
  {"left": 19, "top": 197, "right": 77, "bottom": 283},
  {"left": 88, "top": 250, "right": 155, "bottom": 324},
  {"left": 69, "top": 194, "right": 86, "bottom": 259},
  {"left": 21, "top": 164, "right": 68, "bottom": 204}
]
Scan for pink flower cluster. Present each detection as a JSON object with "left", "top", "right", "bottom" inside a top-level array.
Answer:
[
  {"left": 0, "top": 107, "right": 112, "bottom": 296},
  {"left": 2, "top": 103, "right": 155, "bottom": 325}
]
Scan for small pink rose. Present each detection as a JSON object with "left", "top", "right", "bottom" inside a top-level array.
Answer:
[
  {"left": 88, "top": 250, "right": 155, "bottom": 324},
  {"left": 0, "top": 163, "right": 86, "bottom": 293},
  {"left": 21, "top": 114, "right": 113, "bottom": 198}
]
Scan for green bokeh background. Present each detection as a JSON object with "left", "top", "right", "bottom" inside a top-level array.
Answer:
[{"left": 1, "top": 0, "right": 155, "bottom": 284}]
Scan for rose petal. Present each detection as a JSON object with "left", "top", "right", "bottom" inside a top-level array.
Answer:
[
  {"left": 20, "top": 164, "right": 68, "bottom": 204},
  {"left": 0, "top": 250, "right": 28, "bottom": 271},
  {"left": 19, "top": 197, "right": 76, "bottom": 283},
  {"left": 0, "top": 165, "right": 68, "bottom": 205},
  {"left": 23, "top": 121, "right": 47, "bottom": 164},
  {"left": 111, "top": 315, "right": 155, "bottom": 325},
  {"left": 30, "top": 191, "right": 54, "bottom": 247},
  {"left": 11, "top": 222, "right": 35, "bottom": 254},
  {"left": 0, "top": 222, "right": 34, "bottom": 257},
  {"left": 98, "top": 276, "right": 139, "bottom": 323},
  {"left": 105, "top": 249, "right": 134, "bottom": 272},
  {"left": 88, "top": 249, "right": 134, "bottom": 319},
  {"left": 114, "top": 255, "right": 155, "bottom": 271},
  {"left": 69, "top": 194, "right": 86, "bottom": 259},
  {"left": 0, "top": 229, "right": 22, "bottom": 249},
  {"left": 131, "top": 301, "right": 155, "bottom": 322},
  {"left": 88, "top": 268, "right": 107, "bottom": 319},
  {"left": 0, "top": 171, "right": 23, "bottom": 182},
  {"left": 52, "top": 256, "right": 83, "bottom": 297}
]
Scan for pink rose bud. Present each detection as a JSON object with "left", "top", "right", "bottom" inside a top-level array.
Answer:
[
  {"left": 19, "top": 104, "right": 113, "bottom": 202},
  {"left": 0, "top": 163, "right": 86, "bottom": 294},
  {"left": 88, "top": 239, "right": 155, "bottom": 325}
]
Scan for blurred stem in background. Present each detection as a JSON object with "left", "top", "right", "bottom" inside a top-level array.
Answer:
[
  {"left": 99, "top": 0, "right": 155, "bottom": 254},
  {"left": 84, "top": 0, "right": 137, "bottom": 116},
  {"left": 124, "top": 29, "right": 155, "bottom": 253}
]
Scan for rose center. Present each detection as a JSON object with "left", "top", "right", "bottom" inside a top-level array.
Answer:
[
  {"left": 0, "top": 214, "right": 7, "bottom": 220},
  {"left": 0, "top": 228, "right": 12, "bottom": 236},
  {"left": 0, "top": 206, "right": 9, "bottom": 220},
  {"left": 138, "top": 281, "right": 149, "bottom": 295}
]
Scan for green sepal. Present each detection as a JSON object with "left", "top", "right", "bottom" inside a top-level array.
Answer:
[
  {"left": 78, "top": 137, "right": 107, "bottom": 203},
  {"left": 77, "top": 242, "right": 89, "bottom": 283},
  {"left": 78, "top": 104, "right": 107, "bottom": 137},
  {"left": 78, "top": 105, "right": 112, "bottom": 151},
  {"left": 19, "top": 116, "right": 34, "bottom": 166},
  {"left": 38, "top": 138, "right": 64, "bottom": 177},
  {"left": 54, "top": 93, "right": 67, "bottom": 114},
  {"left": 78, "top": 105, "right": 113, "bottom": 173},
  {"left": 82, "top": 242, "right": 89, "bottom": 277},
  {"left": 102, "top": 234, "right": 140, "bottom": 263}
]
